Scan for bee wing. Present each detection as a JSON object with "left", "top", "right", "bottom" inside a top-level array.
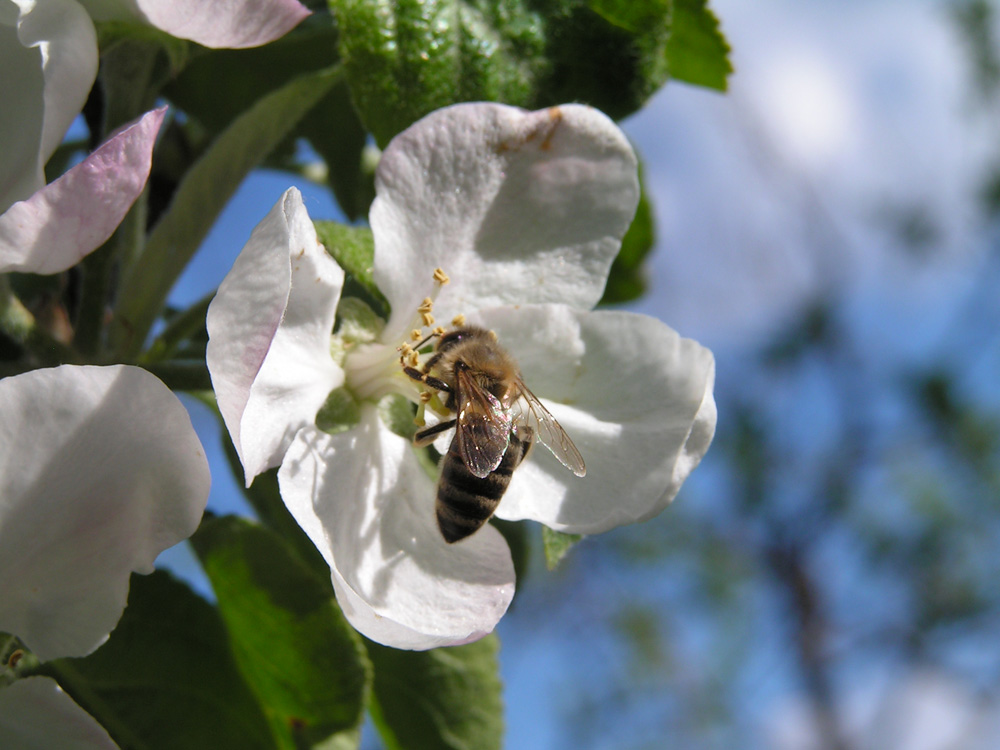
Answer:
[
  {"left": 512, "top": 381, "right": 586, "bottom": 477},
  {"left": 455, "top": 367, "right": 513, "bottom": 479}
]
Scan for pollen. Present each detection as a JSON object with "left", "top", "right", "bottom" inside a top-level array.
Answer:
[{"left": 433, "top": 267, "right": 450, "bottom": 285}]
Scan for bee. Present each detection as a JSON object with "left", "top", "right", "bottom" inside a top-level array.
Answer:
[{"left": 402, "top": 325, "right": 586, "bottom": 543}]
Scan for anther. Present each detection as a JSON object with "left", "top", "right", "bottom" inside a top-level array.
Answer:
[
  {"left": 419, "top": 391, "right": 433, "bottom": 403},
  {"left": 410, "top": 329, "right": 424, "bottom": 341},
  {"left": 418, "top": 297, "right": 434, "bottom": 314},
  {"left": 452, "top": 314, "right": 466, "bottom": 327},
  {"left": 432, "top": 326, "right": 446, "bottom": 336},
  {"left": 421, "top": 312, "right": 435, "bottom": 327},
  {"left": 433, "top": 267, "right": 450, "bottom": 285},
  {"left": 407, "top": 351, "right": 420, "bottom": 367}
]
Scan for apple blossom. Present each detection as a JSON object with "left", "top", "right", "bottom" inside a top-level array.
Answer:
[
  {"left": 206, "top": 102, "right": 717, "bottom": 650},
  {"left": 1, "top": 0, "right": 166, "bottom": 274},
  {"left": 0, "top": 365, "right": 209, "bottom": 747}
]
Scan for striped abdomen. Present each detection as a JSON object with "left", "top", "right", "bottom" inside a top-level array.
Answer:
[{"left": 436, "top": 431, "right": 532, "bottom": 543}]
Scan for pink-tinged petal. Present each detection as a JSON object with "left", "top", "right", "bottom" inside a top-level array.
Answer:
[
  {"left": 1, "top": 0, "right": 97, "bottom": 210},
  {"left": 279, "top": 410, "right": 515, "bottom": 650},
  {"left": 371, "top": 102, "right": 639, "bottom": 338},
  {"left": 0, "top": 677, "right": 118, "bottom": 749},
  {"left": 0, "top": 365, "right": 210, "bottom": 661},
  {"left": 77, "top": 0, "right": 310, "bottom": 48},
  {"left": 0, "top": 107, "right": 165, "bottom": 274},
  {"left": 468, "top": 305, "right": 716, "bottom": 534},
  {"left": 207, "top": 187, "right": 344, "bottom": 486}
]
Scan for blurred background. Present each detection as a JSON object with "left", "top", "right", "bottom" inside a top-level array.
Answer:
[{"left": 164, "top": 0, "right": 1000, "bottom": 746}]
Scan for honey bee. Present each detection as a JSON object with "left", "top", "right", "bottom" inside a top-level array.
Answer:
[{"left": 402, "top": 325, "right": 586, "bottom": 543}]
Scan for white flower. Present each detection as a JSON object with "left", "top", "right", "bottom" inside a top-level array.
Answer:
[
  {"left": 0, "top": 0, "right": 310, "bottom": 274},
  {"left": 0, "top": 364, "right": 210, "bottom": 747},
  {"left": 74, "top": 0, "right": 310, "bottom": 49},
  {"left": 207, "top": 102, "right": 717, "bottom": 650},
  {"left": 0, "top": 0, "right": 165, "bottom": 274}
]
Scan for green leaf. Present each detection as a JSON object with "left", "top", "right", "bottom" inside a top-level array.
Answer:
[
  {"left": 191, "top": 516, "right": 372, "bottom": 750},
  {"left": 314, "top": 221, "right": 390, "bottom": 315},
  {"left": 46, "top": 571, "right": 279, "bottom": 750},
  {"left": 366, "top": 637, "right": 503, "bottom": 750},
  {"left": 665, "top": 0, "right": 733, "bottom": 92},
  {"left": 113, "top": 64, "right": 343, "bottom": 357},
  {"left": 332, "top": 0, "right": 674, "bottom": 145},
  {"left": 600, "top": 161, "right": 655, "bottom": 305},
  {"left": 542, "top": 526, "right": 583, "bottom": 570}
]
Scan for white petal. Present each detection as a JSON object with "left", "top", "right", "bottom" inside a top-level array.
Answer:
[
  {"left": 279, "top": 410, "right": 515, "bottom": 650},
  {"left": 0, "top": 107, "right": 165, "bottom": 274},
  {"left": 76, "top": 0, "right": 309, "bottom": 48},
  {"left": 371, "top": 102, "right": 639, "bottom": 338},
  {"left": 0, "top": 0, "right": 97, "bottom": 211},
  {"left": 0, "top": 365, "right": 210, "bottom": 661},
  {"left": 469, "top": 305, "right": 716, "bottom": 534},
  {"left": 0, "top": 677, "right": 118, "bottom": 750},
  {"left": 207, "top": 187, "right": 344, "bottom": 485}
]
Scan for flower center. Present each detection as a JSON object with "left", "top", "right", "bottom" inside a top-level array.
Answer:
[{"left": 342, "top": 268, "right": 462, "bottom": 409}]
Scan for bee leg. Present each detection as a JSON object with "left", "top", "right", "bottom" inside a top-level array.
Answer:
[
  {"left": 414, "top": 419, "right": 456, "bottom": 446},
  {"left": 402, "top": 366, "right": 452, "bottom": 394}
]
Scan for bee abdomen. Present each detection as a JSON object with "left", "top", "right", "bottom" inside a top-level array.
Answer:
[{"left": 436, "top": 435, "right": 528, "bottom": 543}]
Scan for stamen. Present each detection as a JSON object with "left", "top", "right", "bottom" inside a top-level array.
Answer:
[
  {"left": 421, "top": 312, "right": 435, "bottom": 327},
  {"left": 410, "top": 329, "right": 424, "bottom": 341},
  {"left": 407, "top": 351, "right": 420, "bottom": 367},
  {"left": 433, "top": 267, "right": 450, "bottom": 285},
  {"left": 452, "top": 314, "right": 466, "bottom": 327},
  {"left": 419, "top": 391, "right": 433, "bottom": 403},
  {"left": 417, "top": 297, "right": 434, "bottom": 314},
  {"left": 432, "top": 326, "right": 446, "bottom": 336}
]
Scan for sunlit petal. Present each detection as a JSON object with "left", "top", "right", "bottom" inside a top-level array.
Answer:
[
  {"left": 1, "top": 0, "right": 97, "bottom": 210},
  {"left": 76, "top": 0, "right": 309, "bottom": 48},
  {"left": 0, "top": 365, "right": 210, "bottom": 660},
  {"left": 0, "top": 107, "right": 165, "bottom": 274},
  {"left": 207, "top": 187, "right": 344, "bottom": 485},
  {"left": 371, "top": 102, "right": 639, "bottom": 338},
  {"left": 468, "top": 305, "right": 717, "bottom": 533},
  {"left": 279, "top": 410, "right": 515, "bottom": 650}
]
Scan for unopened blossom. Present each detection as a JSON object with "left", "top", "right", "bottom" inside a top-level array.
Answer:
[
  {"left": 207, "top": 103, "right": 717, "bottom": 650},
  {"left": 0, "top": 365, "right": 210, "bottom": 748}
]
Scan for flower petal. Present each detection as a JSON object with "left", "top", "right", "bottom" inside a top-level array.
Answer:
[
  {"left": 77, "top": 0, "right": 310, "bottom": 48},
  {"left": 0, "top": 107, "right": 165, "bottom": 274},
  {"left": 279, "top": 410, "right": 515, "bottom": 650},
  {"left": 0, "top": 677, "right": 118, "bottom": 749},
  {"left": 370, "top": 102, "right": 639, "bottom": 337},
  {"left": 207, "top": 187, "right": 344, "bottom": 485},
  {"left": 0, "top": 365, "right": 210, "bottom": 660},
  {"left": 469, "top": 305, "right": 716, "bottom": 534},
  {"left": 1, "top": 0, "right": 98, "bottom": 211}
]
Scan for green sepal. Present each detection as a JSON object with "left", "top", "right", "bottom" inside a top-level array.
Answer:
[
  {"left": 314, "top": 221, "right": 389, "bottom": 315},
  {"left": 542, "top": 525, "right": 583, "bottom": 570},
  {"left": 600, "top": 160, "right": 655, "bottom": 305}
]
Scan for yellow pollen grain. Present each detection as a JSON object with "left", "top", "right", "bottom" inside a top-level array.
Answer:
[
  {"left": 452, "top": 314, "right": 466, "bottom": 327},
  {"left": 433, "top": 267, "right": 450, "bottom": 285}
]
